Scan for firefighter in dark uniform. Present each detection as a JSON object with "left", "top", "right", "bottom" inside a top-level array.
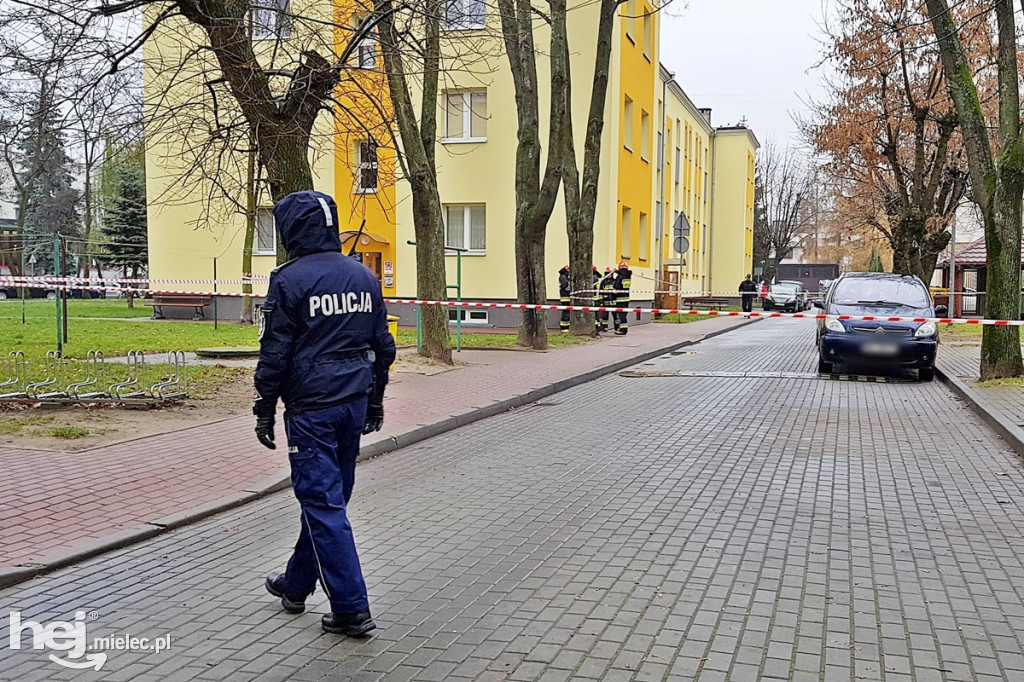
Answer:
[
  {"left": 613, "top": 261, "right": 632, "bottom": 335},
  {"left": 596, "top": 267, "right": 616, "bottom": 332},
  {"left": 558, "top": 265, "right": 571, "bottom": 333},
  {"left": 253, "top": 191, "right": 396, "bottom": 637}
]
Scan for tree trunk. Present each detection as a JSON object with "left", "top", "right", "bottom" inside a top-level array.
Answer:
[
  {"left": 241, "top": 137, "right": 257, "bottom": 325},
  {"left": 498, "top": 0, "right": 567, "bottom": 350},
  {"left": 375, "top": 0, "right": 451, "bottom": 364},
  {"left": 924, "top": 0, "right": 1023, "bottom": 379},
  {"left": 982, "top": 179, "right": 1024, "bottom": 379},
  {"left": 563, "top": 0, "right": 621, "bottom": 336}
]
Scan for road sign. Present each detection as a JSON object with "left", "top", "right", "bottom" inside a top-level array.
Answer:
[{"left": 673, "top": 213, "right": 691, "bottom": 254}]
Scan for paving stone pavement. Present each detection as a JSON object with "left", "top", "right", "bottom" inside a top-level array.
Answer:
[
  {"left": 938, "top": 343, "right": 1024, "bottom": 427},
  {"left": 3, "top": 319, "right": 1024, "bottom": 681},
  {"left": 0, "top": 318, "right": 743, "bottom": 569}
]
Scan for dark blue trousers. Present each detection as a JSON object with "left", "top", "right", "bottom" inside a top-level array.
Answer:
[{"left": 282, "top": 399, "right": 369, "bottom": 613}]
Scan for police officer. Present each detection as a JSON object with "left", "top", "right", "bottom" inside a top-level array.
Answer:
[
  {"left": 612, "top": 261, "right": 632, "bottom": 335},
  {"left": 253, "top": 191, "right": 396, "bottom": 637},
  {"left": 596, "top": 267, "right": 616, "bottom": 332},
  {"left": 558, "top": 265, "right": 571, "bottom": 333}
]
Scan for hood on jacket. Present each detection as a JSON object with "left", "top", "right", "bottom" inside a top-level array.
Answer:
[{"left": 273, "top": 191, "right": 342, "bottom": 258}]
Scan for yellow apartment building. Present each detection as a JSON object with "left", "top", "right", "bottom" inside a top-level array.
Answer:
[{"left": 141, "top": 0, "right": 757, "bottom": 324}]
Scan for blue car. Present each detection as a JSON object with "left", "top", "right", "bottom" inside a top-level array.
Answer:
[{"left": 814, "top": 272, "right": 947, "bottom": 381}]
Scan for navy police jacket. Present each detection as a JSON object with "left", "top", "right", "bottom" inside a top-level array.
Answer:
[{"left": 253, "top": 191, "right": 397, "bottom": 416}]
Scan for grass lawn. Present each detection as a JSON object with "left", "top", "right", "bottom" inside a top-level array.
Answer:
[
  {"left": 0, "top": 298, "right": 154, "bottom": 320},
  {"left": 978, "top": 376, "right": 1024, "bottom": 389}
]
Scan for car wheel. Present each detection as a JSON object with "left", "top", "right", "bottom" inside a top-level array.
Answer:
[
  {"left": 0, "top": 291, "right": 7, "bottom": 300},
  {"left": 45, "top": 291, "right": 57, "bottom": 300},
  {"left": 919, "top": 366, "right": 935, "bottom": 382},
  {"left": 817, "top": 357, "right": 834, "bottom": 375}
]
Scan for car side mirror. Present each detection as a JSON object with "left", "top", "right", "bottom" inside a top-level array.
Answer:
[
  {"left": 812, "top": 299, "right": 825, "bottom": 310},
  {"left": 934, "top": 305, "right": 948, "bottom": 316}
]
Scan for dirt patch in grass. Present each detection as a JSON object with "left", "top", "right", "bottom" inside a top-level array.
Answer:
[{"left": 0, "top": 366, "right": 254, "bottom": 452}]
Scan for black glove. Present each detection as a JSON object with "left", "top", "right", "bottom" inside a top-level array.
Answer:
[
  {"left": 363, "top": 400, "right": 384, "bottom": 435},
  {"left": 254, "top": 409, "right": 276, "bottom": 450}
]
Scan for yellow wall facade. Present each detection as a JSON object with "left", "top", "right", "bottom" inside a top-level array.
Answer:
[{"left": 710, "top": 129, "right": 759, "bottom": 293}]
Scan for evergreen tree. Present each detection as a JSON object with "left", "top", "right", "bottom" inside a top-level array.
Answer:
[
  {"left": 103, "top": 164, "right": 147, "bottom": 278},
  {"left": 18, "top": 93, "right": 81, "bottom": 273}
]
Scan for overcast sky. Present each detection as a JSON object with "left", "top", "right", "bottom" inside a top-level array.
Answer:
[{"left": 660, "top": 0, "right": 827, "bottom": 149}]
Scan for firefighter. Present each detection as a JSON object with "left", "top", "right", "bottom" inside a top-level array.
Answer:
[
  {"left": 592, "top": 266, "right": 602, "bottom": 332},
  {"left": 613, "top": 261, "right": 632, "bottom": 335},
  {"left": 596, "top": 267, "right": 616, "bottom": 332},
  {"left": 254, "top": 191, "right": 396, "bottom": 637},
  {"left": 558, "top": 265, "right": 571, "bottom": 333}
]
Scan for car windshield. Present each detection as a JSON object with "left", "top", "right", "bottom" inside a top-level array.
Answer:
[
  {"left": 831, "top": 279, "right": 930, "bottom": 307},
  {"left": 770, "top": 284, "right": 797, "bottom": 293}
]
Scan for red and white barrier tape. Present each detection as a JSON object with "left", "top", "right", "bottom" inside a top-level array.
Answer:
[
  {"left": 1, "top": 278, "right": 1020, "bottom": 326},
  {"left": 0, "top": 276, "right": 269, "bottom": 286}
]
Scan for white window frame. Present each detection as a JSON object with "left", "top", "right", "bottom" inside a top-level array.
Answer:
[
  {"left": 355, "top": 139, "right": 378, "bottom": 194},
  {"left": 252, "top": 0, "right": 291, "bottom": 40},
  {"left": 623, "top": 96, "right": 634, "bottom": 151},
  {"left": 443, "top": 91, "right": 487, "bottom": 143},
  {"left": 640, "top": 110, "right": 650, "bottom": 161},
  {"left": 255, "top": 207, "right": 277, "bottom": 256},
  {"left": 449, "top": 308, "right": 489, "bottom": 325},
  {"left": 444, "top": 204, "right": 487, "bottom": 253},
  {"left": 444, "top": 0, "right": 486, "bottom": 30}
]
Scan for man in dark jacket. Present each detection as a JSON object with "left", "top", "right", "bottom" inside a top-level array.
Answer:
[
  {"left": 558, "top": 265, "right": 571, "bottom": 333},
  {"left": 596, "top": 267, "right": 616, "bottom": 332},
  {"left": 253, "top": 191, "right": 396, "bottom": 637},
  {"left": 612, "top": 261, "right": 632, "bottom": 335},
  {"left": 739, "top": 274, "right": 757, "bottom": 313}
]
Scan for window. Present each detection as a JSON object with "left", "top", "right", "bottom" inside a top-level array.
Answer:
[
  {"left": 620, "top": 206, "right": 632, "bottom": 259},
  {"left": 449, "top": 309, "right": 489, "bottom": 324},
  {"left": 625, "top": 0, "right": 635, "bottom": 40},
  {"left": 623, "top": 96, "right": 634, "bottom": 150},
  {"left": 355, "top": 139, "right": 378, "bottom": 193},
  {"left": 253, "top": 0, "right": 291, "bottom": 40},
  {"left": 674, "top": 147, "right": 680, "bottom": 183},
  {"left": 444, "top": 91, "right": 487, "bottom": 142},
  {"left": 640, "top": 110, "right": 650, "bottom": 160},
  {"left": 351, "top": 16, "right": 376, "bottom": 68},
  {"left": 255, "top": 208, "right": 276, "bottom": 255},
  {"left": 639, "top": 212, "right": 649, "bottom": 261},
  {"left": 445, "top": 205, "right": 486, "bottom": 251},
  {"left": 642, "top": 7, "right": 652, "bottom": 58},
  {"left": 656, "top": 130, "right": 664, "bottom": 170},
  {"left": 445, "top": 0, "right": 486, "bottom": 29}
]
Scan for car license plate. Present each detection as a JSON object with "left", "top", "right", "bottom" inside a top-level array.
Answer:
[{"left": 862, "top": 342, "right": 899, "bottom": 356}]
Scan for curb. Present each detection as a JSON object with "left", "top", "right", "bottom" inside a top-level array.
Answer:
[
  {"left": 0, "top": 319, "right": 756, "bottom": 590},
  {"left": 936, "top": 365, "right": 1024, "bottom": 458}
]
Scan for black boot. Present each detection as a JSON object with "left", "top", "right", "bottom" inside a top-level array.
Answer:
[
  {"left": 321, "top": 610, "right": 376, "bottom": 636},
  {"left": 264, "top": 573, "right": 307, "bottom": 614}
]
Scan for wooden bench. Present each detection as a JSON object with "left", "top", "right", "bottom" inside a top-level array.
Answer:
[
  {"left": 681, "top": 297, "right": 730, "bottom": 311},
  {"left": 147, "top": 294, "right": 212, "bottom": 320}
]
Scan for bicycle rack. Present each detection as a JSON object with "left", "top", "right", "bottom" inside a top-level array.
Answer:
[
  {"left": 26, "top": 351, "right": 67, "bottom": 400},
  {"left": 0, "top": 351, "right": 28, "bottom": 399},
  {"left": 151, "top": 351, "right": 187, "bottom": 400},
  {"left": 67, "top": 351, "right": 109, "bottom": 400},
  {"left": 109, "top": 350, "right": 147, "bottom": 399}
]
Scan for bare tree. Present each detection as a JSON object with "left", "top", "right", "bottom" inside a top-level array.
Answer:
[
  {"left": 497, "top": 0, "right": 567, "bottom": 349},
  {"left": 808, "top": 0, "right": 987, "bottom": 284},
  {"left": 753, "top": 142, "right": 812, "bottom": 283},
  {"left": 1, "top": 0, "right": 456, "bottom": 361},
  {"left": 923, "top": 0, "right": 1023, "bottom": 379}
]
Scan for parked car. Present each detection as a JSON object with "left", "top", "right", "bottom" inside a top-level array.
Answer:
[
  {"left": 814, "top": 272, "right": 946, "bottom": 381},
  {"left": 763, "top": 281, "right": 808, "bottom": 312}
]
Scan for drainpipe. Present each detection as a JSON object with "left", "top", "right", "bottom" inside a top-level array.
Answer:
[
  {"left": 708, "top": 130, "right": 719, "bottom": 292},
  {"left": 657, "top": 74, "right": 670, "bottom": 287}
]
